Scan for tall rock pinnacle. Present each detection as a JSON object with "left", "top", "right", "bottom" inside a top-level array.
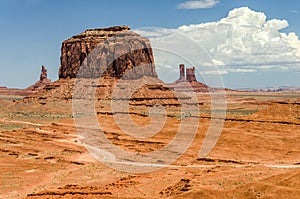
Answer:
[{"left": 40, "top": 65, "right": 48, "bottom": 81}]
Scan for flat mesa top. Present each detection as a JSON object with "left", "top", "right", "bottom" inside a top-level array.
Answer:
[
  {"left": 86, "top": 25, "right": 130, "bottom": 32},
  {"left": 67, "top": 26, "right": 132, "bottom": 42}
]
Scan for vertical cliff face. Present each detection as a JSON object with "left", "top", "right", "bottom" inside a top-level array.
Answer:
[
  {"left": 178, "top": 64, "right": 185, "bottom": 81},
  {"left": 176, "top": 64, "right": 197, "bottom": 82},
  {"left": 40, "top": 65, "right": 48, "bottom": 81},
  {"left": 59, "top": 26, "right": 157, "bottom": 79},
  {"left": 186, "top": 67, "right": 197, "bottom": 82}
]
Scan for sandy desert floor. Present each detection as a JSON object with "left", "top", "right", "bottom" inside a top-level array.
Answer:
[{"left": 0, "top": 91, "right": 299, "bottom": 198}]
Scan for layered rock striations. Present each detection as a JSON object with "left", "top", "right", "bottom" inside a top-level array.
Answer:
[
  {"left": 25, "top": 26, "right": 215, "bottom": 108},
  {"left": 59, "top": 26, "right": 157, "bottom": 79},
  {"left": 25, "top": 26, "right": 188, "bottom": 107}
]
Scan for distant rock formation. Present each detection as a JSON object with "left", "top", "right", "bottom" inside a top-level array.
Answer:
[
  {"left": 0, "top": 86, "right": 32, "bottom": 97},
  {"left": 176, "top": 65, "right": 197, "bottom": 82},
  {"left": 172, "top": 64, "right": 210, "bottom": 92},
  {"left": 0, "top": 66, "right": 52, "bottom": 97},
  {"left": 240, "top": 87, "right": 300, "bottom": 92},
  {"left": 186, "top": 67, "right": 197, "bottom": 82},
  {"left": 178, "top": 64, "right": 185, "bottom": 81},
  {"left": 40, "top": 65, "right": 48, "bottom": 81},
  {"left": 27, "top": 65, "right": 52, "bottom": 91},
  {"left": 59, "top": 25, "right": 157, "bottom": 79}
]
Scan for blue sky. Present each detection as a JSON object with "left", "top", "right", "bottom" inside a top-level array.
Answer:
[{"left": 0, "top": 0, "right": 299, "bottom": 89}]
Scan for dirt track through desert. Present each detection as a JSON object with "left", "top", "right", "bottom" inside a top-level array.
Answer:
[
  {"left": 0, "top": 91, "right": 299, "bottom": 198},
  {"left": 1, "top": 117, "right": 299, "bottom": 171}
]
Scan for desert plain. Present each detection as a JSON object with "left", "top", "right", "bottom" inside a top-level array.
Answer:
[{"left": 0, "top": 82, "right": 299, "bottom": 198}]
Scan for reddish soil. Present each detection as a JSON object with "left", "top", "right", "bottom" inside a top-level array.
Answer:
[{"left": 0, "top": 86, "right": 299, "bottom": 198}]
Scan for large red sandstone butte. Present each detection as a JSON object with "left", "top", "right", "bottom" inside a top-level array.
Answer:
[{"left": 59, "top": 26, "right": 157, "bottom": 79}]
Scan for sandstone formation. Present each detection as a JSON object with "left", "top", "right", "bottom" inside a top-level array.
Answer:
[
  {"left": 177, "top": 65, "right": 198, "bottom": 82},
  {"left": 172, "top": 64, "right": 210, "bottom": 92},
  {"left": 26, "top": 77, "right": 195, "bottom": 109},
  {"left": 26, "top": 65, "right": 52, "bottom": 91},
  {"left": 0, "top": 66, "right": 52, "bottom": 96},
  {"left": 24, "top": 26, "right": 195, "bottom": 106},
  {"left": 59, "top": 26, "right": 157, "bottom": 79},
  {"left": 40, "top": 65, "right": 48, "bottom": 81},
  {"left": 178, "top": 64, "right": 185, "bottom": 81},
  {"left": 186, "top": 67, "right": 197, "bottom": 82}
]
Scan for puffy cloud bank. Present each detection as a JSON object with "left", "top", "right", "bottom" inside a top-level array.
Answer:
[
  {"left": 139, "top": 7, "right": 300, "bottom": 77},
  {"left": 179, "top": 7, "right": 300, "bottom": 74}
]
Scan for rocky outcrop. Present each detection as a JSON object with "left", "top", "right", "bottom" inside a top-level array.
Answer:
[
  {"left": 59, "top": 26, "right": 157, "bottom": 79},
  {"left": 0, "top": 66, "right": 52, "bottom": 97},
  {"left": 186, "top": 67, "right": 197, "bottom": 82},
  {"left": 176, "top": 64, "right": 198, "bottom": 82},
  {"left": 40, "top": 65, "right": 48, "bottom": 81},
  {"left": 26, "top": 65, "right": 52, "bottom": 91},
  {"left": 178, "top": 64, "right": 185, "bottom": 81},
  {"left": 173, "top": 64, "right": 209, "bottom": 92}
]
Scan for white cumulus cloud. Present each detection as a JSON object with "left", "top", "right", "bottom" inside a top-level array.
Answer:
[
  {"left": 177, "top": 0, "right": 219, "bottom": 9},
  {"left": 135, "top": 7, "right": 300, "bottom": 84},
  {"left": 176, "top": 7, "right": 300, "bottom": 71}
]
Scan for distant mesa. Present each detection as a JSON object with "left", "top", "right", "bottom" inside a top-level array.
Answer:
[
  {"left": 1, "top": 26, "right": 217, "bottom": 100},
  {"left": 58, "top": 25, "right": 211, "bottom": 92},
  {"left": 59, "top": 25, "right": 157, "bottom": 80},
  {"left": 0, "top": 86, "right": 31, "bottom": 97},
  {"left": 240, "top": 86, "right": 300, "bottom": 92}
]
